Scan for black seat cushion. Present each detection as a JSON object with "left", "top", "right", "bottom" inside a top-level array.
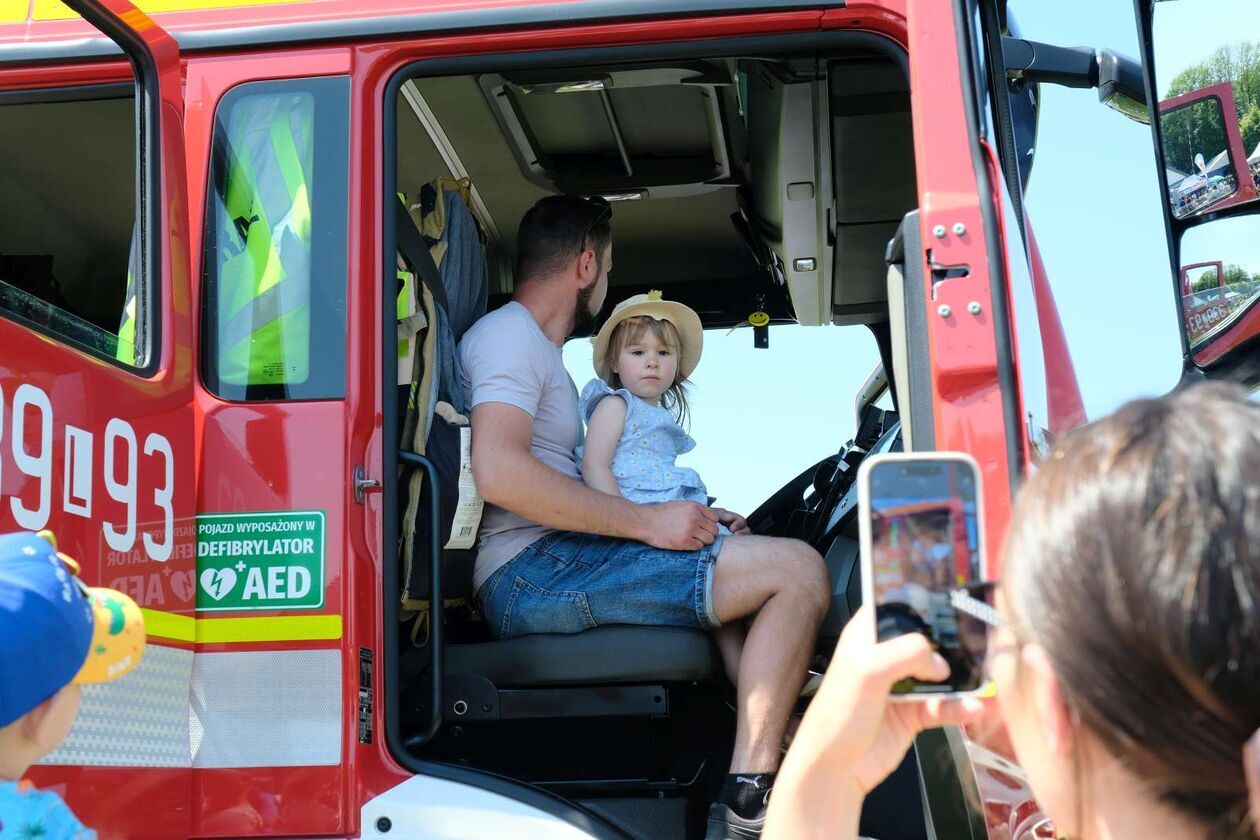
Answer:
[{"left": 446, "top": 626, "right": 719, "bottom": 687}]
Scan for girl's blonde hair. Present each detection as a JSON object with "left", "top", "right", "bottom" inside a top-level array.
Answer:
[{"left": 601, "top": 315, "right": 692, "bottom": 427}]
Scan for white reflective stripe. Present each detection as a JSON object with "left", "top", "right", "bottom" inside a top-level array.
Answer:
[
  {"left": 40, "top": 644, "right": 194, "bottom": 768},
  {"left": 362, "top": 775, "right": 599, "bottom": 839},
  {"left": 190, "top": 648, "right": 340, "bottom": 768}
]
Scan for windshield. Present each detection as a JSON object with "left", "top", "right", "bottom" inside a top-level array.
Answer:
[{"left": 564, "top": 324, "right": 880, "bottom": 516}]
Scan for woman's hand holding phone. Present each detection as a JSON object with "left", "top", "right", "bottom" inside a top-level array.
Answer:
[{"left": 764, "top": 606, "right": 990, "bottom": 840}]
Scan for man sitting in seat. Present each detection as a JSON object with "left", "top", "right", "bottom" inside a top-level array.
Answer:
[{"left": 460, "top": 195, "right": 831, "bottom": 840}]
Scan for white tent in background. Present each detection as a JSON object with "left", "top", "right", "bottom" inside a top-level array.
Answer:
[
  {"left": 1250, "top": 141, "right": 1260, "bottom": 164},
  {"left": 1204, "top": 149, "right": 1231, "bottom": 177},
  {"left": 1173, "top": 173, "right": 1208, "bottom": 198}
]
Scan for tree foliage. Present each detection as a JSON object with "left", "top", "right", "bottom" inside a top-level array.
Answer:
[{"left": 1161, "top": 41, "right": 1260, "bottom": 176}]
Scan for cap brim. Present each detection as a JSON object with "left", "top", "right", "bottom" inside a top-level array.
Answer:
[{"left": 73, "top": 587, "right": 145, "bottom": 684}]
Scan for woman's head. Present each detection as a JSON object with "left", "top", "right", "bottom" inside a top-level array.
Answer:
[
  {"left": 994, "top": 383, "right": 1260, "bottom": 837},
  {"left": 603, "top": 315, "right": 691, "bottom": 422}
]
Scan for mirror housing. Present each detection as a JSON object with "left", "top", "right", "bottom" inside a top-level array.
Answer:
[
  {"left": 1003, "top": 37, "right": 1148, "bottom": 124},
  {"left": 1097, "top": 50, "right": 1151, "bottom": 124}
]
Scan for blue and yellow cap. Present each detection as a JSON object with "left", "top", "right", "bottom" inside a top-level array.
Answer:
[{"left": 0, "top": 531, "right": 145, "bottom": 728}]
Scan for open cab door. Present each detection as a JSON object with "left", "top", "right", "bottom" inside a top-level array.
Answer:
[{"left": 0, "top": 1, "right": 194, "bottom": 836}]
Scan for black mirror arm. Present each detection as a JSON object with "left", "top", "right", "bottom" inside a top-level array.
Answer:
[
  {"left": 1002, "top": 36, "right": 1149, "bottom": 120},
  {"left": 1002, "top": 37, "right": 1099, "bottom": 89}
]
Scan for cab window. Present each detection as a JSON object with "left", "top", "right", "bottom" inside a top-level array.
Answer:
[
  {"left": 201, "top": 77, "right": 351, "bottom": 401},
  {"left": 0, "top": 87, "right": 144, "bottom": 366},
  {"left": 563, "top": 326, "right": 881, "bottom": 516}
]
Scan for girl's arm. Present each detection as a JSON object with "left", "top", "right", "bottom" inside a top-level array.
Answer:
[{"left": 582, "top": 395, "right": 628, "bottom": 497}]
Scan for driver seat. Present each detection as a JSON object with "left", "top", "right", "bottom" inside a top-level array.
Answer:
[{"left": 445, "top": 625, "right": 719, "bottom": 687}]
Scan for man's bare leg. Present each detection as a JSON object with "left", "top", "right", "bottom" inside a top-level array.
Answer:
[
  {"left": 710, "top": 535, "right": 830, "bottom": 773},
  {"left": 715, "top": 623, "right": 746, "bottom": 686}
]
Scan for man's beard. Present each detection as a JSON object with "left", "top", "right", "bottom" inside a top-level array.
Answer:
[{"left": 570, "top": 277, "right": 600, "bottom": 339}]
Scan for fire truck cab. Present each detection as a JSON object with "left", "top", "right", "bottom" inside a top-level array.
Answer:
[{"left": 0, "top": 0, "right": 1253, "bottom": 837}]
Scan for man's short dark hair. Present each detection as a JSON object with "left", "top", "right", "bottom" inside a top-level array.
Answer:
[{"left": 514, "top": 195, "right": 612, "bottom": 282}]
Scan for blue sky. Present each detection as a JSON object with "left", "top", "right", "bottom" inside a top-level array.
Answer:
[{"left": 1151, "top": 0, "right": 1260, "bottom": 95}]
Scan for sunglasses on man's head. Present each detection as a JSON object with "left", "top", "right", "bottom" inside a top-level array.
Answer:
[{"left": 578, "top": 195, "right": 612, "bottom": 252}]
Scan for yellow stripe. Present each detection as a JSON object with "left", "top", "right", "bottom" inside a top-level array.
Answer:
[
  {"left": 33, "top": 0, "right": 309, "bottom": 21},
  {"left": 141, "top": 608, "right": 196, "bottom": 642},
  {"left": 0, "top": 0, "right": 28, "bottom": 23},
  {"left": 197, "top": 614, "right": 342, "bottom": 643},
  {"left": 139, "top": 609, "right": 342, "bottom": 644}
]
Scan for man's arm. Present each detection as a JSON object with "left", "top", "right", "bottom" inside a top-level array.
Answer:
[
  {"left": 581, "top": 396, "right": 627, "bottom": 497},
  {"left": 471, "top": 402, "right": 718, "bottom": 551}
]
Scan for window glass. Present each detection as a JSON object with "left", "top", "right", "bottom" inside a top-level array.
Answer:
[
  {"left": 202, "top": 77, "right": 350, "bottom": 401},
  {"left": 874, "top": 385, "right": 895, "bottom": 411},
  {"left": 0, "top": 89, "right": 144, "bottom": 366},
  {"left": 1004, "top": 2, "right": 1182, "bottom": 418},
  {"left": 564, "top": 324, "right": 880, "bottom": 516}
]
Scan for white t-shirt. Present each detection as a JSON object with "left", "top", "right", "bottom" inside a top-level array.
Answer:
[{"left": 459, "top": 301, "right": 583, "bottom": 591}]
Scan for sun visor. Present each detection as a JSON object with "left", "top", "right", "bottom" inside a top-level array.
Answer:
[{"left": 477, "top": 63, "right": 744, "bottom": 198}]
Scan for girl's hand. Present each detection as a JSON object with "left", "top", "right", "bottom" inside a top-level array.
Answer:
[
  {"left": 764, "top": 606, "right": 991, "bottom": 840},
  {"left": 713, "top": 508, "right": 750, "bottom": 535}
]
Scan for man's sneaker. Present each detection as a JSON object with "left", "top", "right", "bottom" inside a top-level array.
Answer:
[
  {"left": 800, "top": 671, "right": 824, "bottom": 698},
  {"left": 705, "top": 802, "right": 765, "bottom": 840}
]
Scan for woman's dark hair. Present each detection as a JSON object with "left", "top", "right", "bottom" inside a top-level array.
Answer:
[
  {"left": 1003, "top": 383, "right": 1260, "bottom": 837},
  {"left": 514, "top": 194, "right": 612, "bottom": 282}
]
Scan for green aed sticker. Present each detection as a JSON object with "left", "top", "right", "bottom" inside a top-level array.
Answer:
[{"left": 196, "top": 511, "right": 326, "bottom": 611}]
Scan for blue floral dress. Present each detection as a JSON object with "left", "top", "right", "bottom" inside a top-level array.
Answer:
[{"left": 578, "top": 379, "right": 727, "bottom": 532}]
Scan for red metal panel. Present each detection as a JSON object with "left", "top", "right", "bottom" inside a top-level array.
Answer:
[
  {"left": 183, "top": 48, "right": 355, "bottom": 838},
  {"left": 4, "top": 0, "right": 196, "bottom": 836},
  {"left": 904, "top": 0, "right": 1013, "bottom": 580}
]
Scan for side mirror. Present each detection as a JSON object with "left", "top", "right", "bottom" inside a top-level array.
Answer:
[
  {"left": 1097, "top": 50, "right": 1150, "bottom": 123},
  {"left": 1002, "top": 37, "right": 1148, "bottom": 124}
]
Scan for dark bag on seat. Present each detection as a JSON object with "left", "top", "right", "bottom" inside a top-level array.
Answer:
[{"left": 402, "top": 402, "right": 477, "bottom": 608}]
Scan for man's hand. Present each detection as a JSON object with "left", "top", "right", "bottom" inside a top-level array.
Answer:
[
  {"left": 640, "top": 501, "right": 720, "bottom": 551},
  {"left": 714, "top": 508, "right": 751, "bottom": 535}
]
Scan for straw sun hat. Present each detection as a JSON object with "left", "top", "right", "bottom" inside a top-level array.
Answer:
[{"left": 592, "top": 290, "right": 703, "bottom": 382}]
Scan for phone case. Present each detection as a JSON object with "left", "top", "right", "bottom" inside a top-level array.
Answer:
[{"left": 856, "top": 451, "right": 993, "bottom": 701}]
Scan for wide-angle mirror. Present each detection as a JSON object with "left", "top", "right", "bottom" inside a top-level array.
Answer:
[
  {"left": 1177, "top": 216, "right": 1260, "bottom": 359},
  {"left": 1151, "top": 1, "right": 1260, "bottom": 362},
  {"left": 1152, "top": 2, "right": 1260, "bottom": 222}
]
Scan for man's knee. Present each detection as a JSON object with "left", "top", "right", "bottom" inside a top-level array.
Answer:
[{"left": 777, "top": 539, "right": 831, "bottom": 617}]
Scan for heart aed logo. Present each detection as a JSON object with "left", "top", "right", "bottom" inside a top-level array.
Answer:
[{"left": 199, "top": 567, "right": 238, "bottom": 601}]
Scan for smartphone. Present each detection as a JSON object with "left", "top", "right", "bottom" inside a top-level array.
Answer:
[{"left": 857, "top": 452, "right": 992, "bottom": 698}]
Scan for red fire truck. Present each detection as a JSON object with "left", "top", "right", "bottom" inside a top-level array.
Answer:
[{"left": 0, "top": 0, "right": 1248, "bottom": 837}]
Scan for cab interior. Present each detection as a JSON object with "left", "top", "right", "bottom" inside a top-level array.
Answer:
[{"left": 387, "top": 37, "right": 947, "bottom": 840}]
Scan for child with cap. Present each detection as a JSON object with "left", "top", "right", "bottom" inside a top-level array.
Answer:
[
  {"left": 579, "top": 291, "right": 749, "bottom": 684},
  {"left": 0, "top": 531, "right": 145, "bottom": 839}
]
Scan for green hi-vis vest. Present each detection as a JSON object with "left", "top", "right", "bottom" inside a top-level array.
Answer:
[
  {"left": 115, "top": 229, "right": 139, "bottom": 366},
  {"left": 216, "top": 94, "right": 315, "bottom": 386},
  {"left": 114, "top": 98, "right": 315, "bottom": 379}
]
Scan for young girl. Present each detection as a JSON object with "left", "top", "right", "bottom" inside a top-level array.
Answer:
[{"left": 578, "top": 291, "right": 746, "bottom": 684}]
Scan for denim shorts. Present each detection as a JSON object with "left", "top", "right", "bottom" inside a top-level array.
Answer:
[{"left": 478, "top": 531, "right": 725, "bottom": 639}]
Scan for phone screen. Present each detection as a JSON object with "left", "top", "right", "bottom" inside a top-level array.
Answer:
[{"left": 866, "top": 458, "right": 989, "bottom": 694}]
